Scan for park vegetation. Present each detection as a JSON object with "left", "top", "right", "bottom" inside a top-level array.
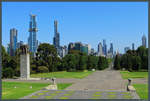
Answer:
[
  {"left": 2, "top": 43, "right": 110, "bottom": 78},
  {"left": 114, "top": 46, "right": 148, "bottom": 71}
]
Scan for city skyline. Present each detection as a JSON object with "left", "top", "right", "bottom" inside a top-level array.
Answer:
[{"left": 2, "top": 2, "right": 148, "bottom": 53}]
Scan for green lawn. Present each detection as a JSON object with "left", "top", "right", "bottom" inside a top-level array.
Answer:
[
  {"left": 31, "top": 71, "right": 94, "bottom": 79},
  {"left": 2, "top": 81, "right": 72, "bottom": 99},
  {"left": 133, "top": 84, "right": 148, "bottom": 99},
  {"left": 120, "top": 71, "right": 148, "bottom": 79}
]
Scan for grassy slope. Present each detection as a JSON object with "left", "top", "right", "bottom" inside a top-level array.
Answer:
[
  {"left": 120, "top": 71, "right": 148, "bottom": 79},
  {"left": 31, "top": 71, "right": 94, "bottom": 79},
  {"left": 2, "top": 81, "right": 72, "bottom": 99},
  {"left": 133, "top": 84, "right": 148, "bottom": 99}
]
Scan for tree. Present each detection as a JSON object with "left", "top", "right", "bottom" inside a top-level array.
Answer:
[
  {"left": 36, "top": 43, "right": 58, "bottom": 72},
  {"left": 114, "top": 55, "right": 121, "bottom": 70},
  {"left": 2, "top": 68, "right": 14, "bottom": 78},
  {"left": 132, "top": 56, "right": 141, "bottom": 71},
  {"left": 87, "top": 56, "right": 93, "bottom": 70},
  {"left": 78, "top": 55, "right": 87, "bottom": 71},
  {"left": 137, "top": 46, "right": 148, "bottom": 70}
]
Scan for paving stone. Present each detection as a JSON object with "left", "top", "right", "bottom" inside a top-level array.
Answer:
[{"left": 22, "top": 90, "right": 139, "bottom": 99}]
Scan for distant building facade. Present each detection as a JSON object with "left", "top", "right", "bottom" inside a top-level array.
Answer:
[
  {"left": 87, "top": 44, "right": 91, "bottom": 55},
  {"left": 17, "top": 41, "right": 24, "bottom": 49},
  {"left": 110, "top": 43, "right": 113, "bottom": 55},
  {"left": 98, "top": 42, "right": 103, "bottom": 56},
  {"left": 10, "top": 28, "right": 18, "bottom": 56},
  {"left": 68, "top": 42, "right": 75, "bottom": 51},
  {"left": 142, "top": 34, "right": 146, "bottom": 47},
  {"left": 102, "top": 39, "right": 107, "bottom": 56},
  {"left": 74, "top": 42, "right": 82, "bottom": 51},
  {"left": 132, "top": 43, "right": 135, "bottom": 50},
  {"left": 7, "top": 44, "right": 10, "bottom": 54},
  {"left": 124, "top": 47, "right": 130, "bottom": 53},
  {"left": 68, "top": 42, "right": 88, "bottom": 55},
  {"left": 80, "top": 44, "right": 88, "bottom": 54},
  {"left": 91, "top": 48, "right": 95, "bottom": 55}
]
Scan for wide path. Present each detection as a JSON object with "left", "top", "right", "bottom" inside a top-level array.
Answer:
[
  {"left": 21, "top": 65, "right": 140, "bottom": 99},
  {"left": 22, "top": 89, "right": 139, "bottom": 99},
  {"left": 66, "top": 70, "right": 127, "bottom": 91}
]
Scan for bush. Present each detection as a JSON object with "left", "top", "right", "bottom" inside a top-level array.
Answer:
[
  {"left": 38, "top": 66, "right": 49, "bottom": 73},
  {"left": 2, "top": 67, "right": 14, "bottom": 78}
]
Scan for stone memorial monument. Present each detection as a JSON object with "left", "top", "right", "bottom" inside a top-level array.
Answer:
[
  {"left": 20, "top": 45, "right": 30, "bottom": 79},
  {"left": 44, "top": 78, "right": 58, "bottom": 90}
]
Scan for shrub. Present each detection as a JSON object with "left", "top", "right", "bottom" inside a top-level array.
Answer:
[
  {"left": 38, "top": 66, "right": 49, "bottom": 73},
  {"left": 2, "top": 67, "right": 14, "bottom": 78}
]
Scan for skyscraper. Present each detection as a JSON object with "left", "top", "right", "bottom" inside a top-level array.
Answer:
[
  {"left": 124, "top": 47, "right": 130, "bottom": 53},
  {"left": 53, "top": 20, "right": 60, "bottom": 51},
  {"left": 80, "top": 44, "right": 88, "bottom": 54},
  {"left": 132, "top": 43, "right": 135, "bottom": 50},
  {"left": 98, "top": 42, "right": 103, "bottom": 56},
  {"left": 87, "top": 44, "right": 91, "bottom": 55},
  {"left": 91, "top": 48, "right": 95, "bottom": 55},
  {"left": 7, "top": 44, "right": 10, "bottom": 55},
  {"left": 17, "top": 41, "right": 24, "bottom": 49},
  {"left": 28, "top": 14, "right": 38, "bottom": 56},
  {"left": 10, "top": 28, "right": 18, "bottom": 56},
  {"left": 110, "top": 43, "right": 113, "bottom": 55},
  {"left": 142, "top": 34, "right": 146, "bottom": 47},
  {"left": 68, "top": 42, "right": 74, "bottom": 51},
  {"left": 103, "top": 39, "right": 107, "bottom": 56},
  {"left": 74, "top": 42, "right": 82, "bottom": 51}
]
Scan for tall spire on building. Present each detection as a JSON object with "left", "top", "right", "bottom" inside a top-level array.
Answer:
[
  {"left": 28, "top": 14, "right": 38, "bottom": 56},
  {"left": 142, "top": 34, "right": 146, "bottom": 47},
  {"left": 53, "top": 20, "right": 60, "bottom": 51}
]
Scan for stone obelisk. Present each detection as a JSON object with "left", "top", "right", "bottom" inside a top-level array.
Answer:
[{"left": 20, "top": 45, "right": 30, "bottom": 79}]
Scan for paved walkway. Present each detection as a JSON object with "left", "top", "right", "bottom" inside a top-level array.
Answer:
[
  {"left": 21, "top": 67, "right": 140, "bottom": 99},
  {"left": 22, "top": 89, "right": 139, "bottom": 99},
  {"left": 66, "top": 70, "right": 127, "bottom": 91}
]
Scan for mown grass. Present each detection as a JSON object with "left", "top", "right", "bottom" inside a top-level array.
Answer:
[
  {"left": 2, "top": 81, "right": 72, "bottom": 99},
  {"left": 120, "top": 71, "right": 148, "bottom": 79},
  {"left": 133, "top": 84, "right": 148, "bottom": 99},
  {"left": 31, "top": 71, "right": 94, "bottom": 79}
]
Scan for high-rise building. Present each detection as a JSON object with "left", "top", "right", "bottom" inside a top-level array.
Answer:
[
  {"left": 7, "top": 44, "right": 10, "bottom": 54},
  {"left": 64, "top": 45, "right": 68, "bottom": 55},
  {"left": 17, "top": 41, "right": 24, "bottom": 49},
  {"left": 132, "top": 43, "right": 135, "bottom": 50},
  {"left": 74, "top": 42, "right": 82, "bottom": 51},
  {"left": 142, "top": 34, "right": 146, "bottom": 47},
  {"left": 124, "top": 47, "right": 130, "bottom": 53},
  {"left": 110, "top": 43, "right": 113, "bottom": 55},
  {"left": 28, "top": 14, "right": 38, "bottom": 56},
  {"left": 102, "top": 39, "right": 107, "bottom": 56},
  {"left": 87, "top": 44, "right": 91, "bottom": 55},
  {"left": 91, "top": 48, "right": 94, "bottom": 55},
  {"left": 10, "top": 28, "right": 18, "bottom": 56},
  {"left": 53, "top": 20, "right": 60, "bottom": 52},
  {"left": 59, "top": 45, "right": 68, "bottom": 58},
  {"left": 68, "top": 42, "right": 74, "bottom": 51},
  {"left": 98, "top": 42, "right": 103, "bottom": 56},
  {"left": 80, "top": 44, "right": 88, "bottom": 54}
]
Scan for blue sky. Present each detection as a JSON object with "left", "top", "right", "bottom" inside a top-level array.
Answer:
[{"left": 2, "top": 2, "right": 148, "bottom": 53}]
